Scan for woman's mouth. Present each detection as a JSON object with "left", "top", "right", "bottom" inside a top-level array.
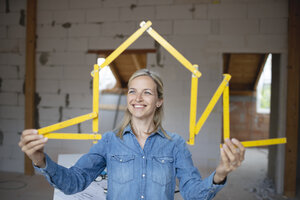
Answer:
[{"left": 133, "top": 104, "right": 146, "bottom": 108}]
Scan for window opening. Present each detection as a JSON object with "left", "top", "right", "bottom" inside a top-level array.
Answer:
[
  {"left": 97, "top": 58, "right": 117, "bottom": 92},
  {"left": 256, "top": 54, "right": 272, "bottom": 114}
]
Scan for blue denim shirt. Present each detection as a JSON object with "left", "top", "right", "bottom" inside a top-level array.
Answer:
[{"left": 35, "top": 125, "right": 225, "bottom": 200}]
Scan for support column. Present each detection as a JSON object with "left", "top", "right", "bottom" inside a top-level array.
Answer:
[
  {"left": 284, "top": 0, "right": 300, "bottom": 197},
  {"left": 24, "top": 0, "right": 37, "bottom": 175}
]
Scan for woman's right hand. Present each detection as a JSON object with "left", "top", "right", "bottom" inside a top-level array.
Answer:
[{"left": 18, "top": 129, "right": 48, "bottom": 168}]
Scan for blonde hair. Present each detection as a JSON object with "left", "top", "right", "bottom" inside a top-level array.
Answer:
[{"left": 116, "top": 69, "right": 169, "bottom": 139}]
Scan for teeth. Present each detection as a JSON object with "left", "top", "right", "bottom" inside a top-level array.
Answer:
[{"left": 134, "top": 105, "right": 144, "bottom": 108}]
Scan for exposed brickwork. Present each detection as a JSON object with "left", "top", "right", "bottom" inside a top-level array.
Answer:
[{"left": 230, "top": 100, "right": 270, "bottom": 141}]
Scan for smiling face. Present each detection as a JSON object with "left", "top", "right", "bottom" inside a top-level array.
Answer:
[{"left": 127, "top": 75, "right": 163, "bottom": 122}]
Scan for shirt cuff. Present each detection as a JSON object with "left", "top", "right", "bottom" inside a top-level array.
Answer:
[
  {"left": 208, "top": 170, "right": 226, "bottom": 192},
  {"left": 33, "top": 153, "right": 57, "bottom": 177}
]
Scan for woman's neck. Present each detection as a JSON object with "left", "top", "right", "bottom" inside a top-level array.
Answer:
[{"left": 131, "top": 118, "right": 155, "bottom": 138}]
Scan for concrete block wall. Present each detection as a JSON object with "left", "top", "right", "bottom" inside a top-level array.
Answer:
[
  {"left": 0, "top": 0, "right": 26, "bottom": 172},
  {"left": 0, "top": 0, "right": 288, "bottom": 193}
]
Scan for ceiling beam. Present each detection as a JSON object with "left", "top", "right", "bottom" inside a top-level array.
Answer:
[
  {"left": 253, "top": 54, "right": 268, "bottom": 91},
  {"left": 131, "top": 54, "right": 142, "bottom": 70},
  {"left": 223, "top": 53, "right": 231, "bottom": 74},
  {"left": 98, "top": 53, "right": 123, "bottom": 88},
  {"left": 108, "top": 61, "right": 123, "bottom": 88}
]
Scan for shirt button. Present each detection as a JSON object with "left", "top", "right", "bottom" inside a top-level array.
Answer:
[
  {"left": 120, "top": 159, "right": 123, "bottom": 162},
  {"left": 141, "top": 195, "right": 144, "bottom": 199},
  {"left": 142, "top": 156, "right": 145, "bottom": 159},
  {"left": 161, "top": 160, "right": 165, "bottom": 163},
  {"left": 142, "top": 174, "right": 146, "bottom": 178}
]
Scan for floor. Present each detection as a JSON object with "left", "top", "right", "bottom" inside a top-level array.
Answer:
[{"left": 0, "top": 148, "right": 298, "bottom": 200}]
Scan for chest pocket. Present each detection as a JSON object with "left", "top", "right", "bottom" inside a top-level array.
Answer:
[
  {"left": 152, "top": 156, "right": 174, "bottom": 185},
  {"left": 109, "top": 154, "right": 135, "bottom": 184}
]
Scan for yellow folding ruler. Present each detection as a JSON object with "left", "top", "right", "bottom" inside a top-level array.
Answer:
[
  {"left": 38, "top": 64, "right": 101, "bottom": 142},
  {"left": 185, "top": 73, "right": 286, "bottom": 147},
  {"left": 38, "top": 20, "right": 287, "bottom": 148}
]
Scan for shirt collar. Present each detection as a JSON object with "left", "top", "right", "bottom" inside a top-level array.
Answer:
[{"left": 123, "top": 124, "right": 166, "bottom": 138}]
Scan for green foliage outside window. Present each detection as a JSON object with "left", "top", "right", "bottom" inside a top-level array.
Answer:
[{"left": 260, "top": 83, "right": 271, "bottom": 110}]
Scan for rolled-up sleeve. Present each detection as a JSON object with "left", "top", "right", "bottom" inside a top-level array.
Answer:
[{"left": 175, "top": 138, "right": 225, "bottom": 200}]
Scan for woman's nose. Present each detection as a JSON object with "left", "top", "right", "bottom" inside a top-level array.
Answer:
[{"left": 135, "top": 93, "right": 143, "bottom": 101}]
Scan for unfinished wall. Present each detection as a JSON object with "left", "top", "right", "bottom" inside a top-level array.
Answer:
[
  {"left": 0, "top": 0, "right": 26, "bottom": 172},
  {"left": 0, "top": 0, "right": 288, "bottom": 192}
]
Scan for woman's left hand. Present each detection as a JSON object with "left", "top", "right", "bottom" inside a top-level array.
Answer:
[{"left": 214, "top": 138, "right": 245, "bottom": 184}]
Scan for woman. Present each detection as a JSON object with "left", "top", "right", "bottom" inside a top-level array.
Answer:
[{"left": 19, "top": 69, "right": 245, "bottom": 200}]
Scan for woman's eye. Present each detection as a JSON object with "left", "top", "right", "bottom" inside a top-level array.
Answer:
[
  {"left": 144, "top": 91, "right": 152, "bottom": 95},
  {"left": 128, "top": 90, "right": 135, "bottom": 94}
]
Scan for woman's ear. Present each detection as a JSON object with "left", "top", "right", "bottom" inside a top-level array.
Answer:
[{"left": 156, "top": 99, "right": 163, "bottom": 108}]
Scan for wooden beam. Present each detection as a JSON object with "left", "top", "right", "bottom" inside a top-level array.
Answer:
[
  {"left": 108, "top": 61, "right": 123, "bottom": 88},
  {"left": 88, "top": 49, "right": 156, "bottom": 55},
  {"left": 131, "top": 54, "right": 142, "bottom": 70},
  {"left": 98, "top": 53, "right": 123, "bottom": 89},
  {"left": 284, "top": 0, "right": 300, "bottom": 197},
  {"left": 223, "top": 53, "right": 231, "bottom": 74},
  {"left": 253, "top": 54, "right": 268, "bottom": 91},
  {"left": 24, "top": 0, "right": 37, "bottom": 175}
]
